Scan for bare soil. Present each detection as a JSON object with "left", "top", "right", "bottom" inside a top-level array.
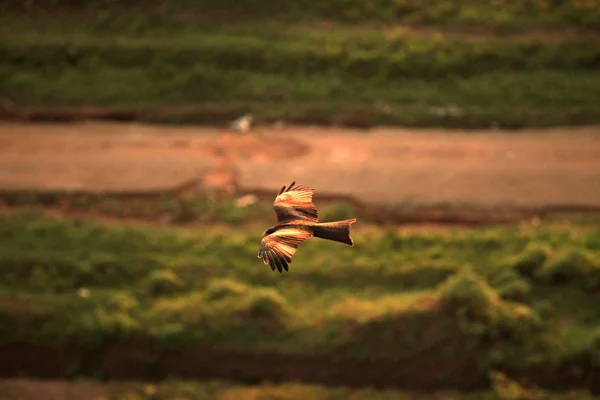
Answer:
[
  {"left": 1, "top": 122, "right": 599, "bottom": 224},
  {"left": 0, "top": 379, "right": 106, "bottom": 400},
  {"left": 0, "top": 340, "right": 597, "bottom": 395}
]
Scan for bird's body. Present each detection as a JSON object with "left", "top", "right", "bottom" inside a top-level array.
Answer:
[{"left": 258, "top": 181, "right": 356, "bottom": 272}]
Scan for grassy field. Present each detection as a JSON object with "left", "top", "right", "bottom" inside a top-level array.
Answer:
[
  {"left": 3, "top": 0, "right": 600, "bottom": 31},
  {"left": 1, "top": 1, "right": 600, "bottom": 128},
  {"left": 1, "top": 210, "right": 600, "bottom": 391}
]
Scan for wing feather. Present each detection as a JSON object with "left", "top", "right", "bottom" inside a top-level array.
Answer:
[
  {"left": 257, "top": 227, "right": 312, "bottom": 272},
  {"left": 273, "top": 181, "right": 318, "bottom": 224},
  {"left": 265, "top": 251, "right": 277, "bottom": 271}
]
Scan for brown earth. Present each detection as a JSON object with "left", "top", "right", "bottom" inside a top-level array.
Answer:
[
  {"left": 0, "top": 379, "right": 106, "bottom": 400},
  {"left": 0, "top": 378, "right": 466, "bottom": 400},
  {"left": 0, "top": 340, "right": 598, "bottom": 395},
  {"left": 1, "top": 122, "right": 599, "bottom": 225},
  {"left": 0, "top": 121, "right": 306, "bottom": 193}
]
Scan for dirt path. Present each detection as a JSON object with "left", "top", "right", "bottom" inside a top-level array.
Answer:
[
  {"left": 1, "top": 122, "right": 600, "bottom": 212},
  {"left": 0, "top": 379, "right": 106, "bottom": 400},
  {"left": 241, "top": 125, "right": 600, "bottom": 208}
]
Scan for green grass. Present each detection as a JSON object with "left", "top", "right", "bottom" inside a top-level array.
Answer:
[
  {"left": 1, "top": 4, "right": 600, "bottom": 128},
  {"left": 0, "top": 190, "right": 359, "bottom": 225},
  {"left": 3, "top": 0, "right": 600, "bottom": 31},
  {"left": 1, "top": 211, "right": 600, "bottom": 389}
]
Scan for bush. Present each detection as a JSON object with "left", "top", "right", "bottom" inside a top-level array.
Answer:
[
  {"left": 204, "top": 278, "right": 249, "bottom": 300},
  {"left": 329, "top": 292, "right": 454, "bottom": 359},
  {"left": 439, "top": 269, "right": 503, "bottom": 318},
  {"left": 146, "top": 279, "right": 291, "bottom": 348},
  {"left": 489, "top": 370, "right": 543, "bottom": 400},
  {"left": 438, "top": 269, "right": 541, "bottom": 340},
  {"left": 72, "top": 292, "right": 142, "bottom": 347},
  {"left": 202, "top": 279, "right": 291, "bottom": 332},
  {"left": 234, "top": 287, "right": 290, "bottom": 326},
  {"left": 509, "top": 245, "right": 550, "bottom": 278},
  {"left": 487, "top": 266, "right": 532, "bottom": 302},
  {"left": 535, "top": 249, "right": 600, "bottom": 290},
  {"left": 566, "top": 327, "right": 600, "bottom": 370},
  {"left": 143, "top": 269, "right": 187, "bottom": 296}
]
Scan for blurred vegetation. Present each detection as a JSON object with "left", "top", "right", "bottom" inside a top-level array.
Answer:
[
  {"left": 0, "top": 190, "right": 359, "bottom": 225},
  {"left": 1, "top": 1, "right": 600, "bottom": 128},
  {"left": 1, "top": 377, "right": 600, "bottom": 400},
  {"left": 2, "top": 0, "right": 600, "bottom": 30},
  {"left": 1, "top": 212, "right": 599, "bottom": 389}
]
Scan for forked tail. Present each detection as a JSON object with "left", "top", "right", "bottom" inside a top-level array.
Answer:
[{"left": 312, "top": 218, "right": 356, "bottom": 246}]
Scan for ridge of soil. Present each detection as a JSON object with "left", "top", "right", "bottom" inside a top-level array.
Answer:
[{"left": 0, "top": 340, "right": 599, "bottom": 394}]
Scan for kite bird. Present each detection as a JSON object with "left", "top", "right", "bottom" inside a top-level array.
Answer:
[{"left": 258, "top": 181, "right": 356, "bottom": 272}]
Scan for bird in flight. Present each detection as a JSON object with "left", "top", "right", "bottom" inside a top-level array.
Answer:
[{"left": 258, "top": 181, "right": 357, "bottom": 272}]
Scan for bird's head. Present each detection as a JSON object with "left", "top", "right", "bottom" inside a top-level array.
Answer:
[{"left": 263, "top": 227, "right": 277, "bottom": 237}]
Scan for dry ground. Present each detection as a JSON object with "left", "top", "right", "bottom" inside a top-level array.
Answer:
[
  {"left": 0, "top": 379, "right": 106, "bottom": 400},
  {"left": 1, "top": 122, "right": 599, "bottom": 210}
]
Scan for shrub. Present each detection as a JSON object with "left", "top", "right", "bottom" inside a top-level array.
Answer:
[
  {"left": 329, "top": 292, "right": 452, "bottom": 359},
  {"left": 535, "top": 249, "right": 600, "bottom": 290},
  {"left": 489, "top": 370, "right": 543, "bottom": 400},
  {"left": 509, "top": 245, "right": 550, "bottom": 278},
  {"left": 202, "top": 279, "right": 291, "bottom": 332},
  {"left": 438, "top": 269, "right": 541, "bottom": 340},
  {"left": 203, "top": 278, "right": 249, "bottom": 301},
  {"left": 488, "top": 267, "right": 532, "bottom": 302},
  {"left": 143, "top": 269, "right": 187, "bottom": 296},
  {"left": 72, "top": 292, "right": 142, "bottom": 347},
  {"left": 147, "top": 292, "right": 205, "bottom": 326},
  {"left": 146, "top": 279, "right": 291, "bottom": 348},
  {"left": 438, "top": 268, "right": 503, "bottom": 318},
  {"left": 232, "top": 287, "right": 290, "bottom": 327}
]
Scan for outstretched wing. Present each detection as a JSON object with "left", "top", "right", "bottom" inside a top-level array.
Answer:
[
  {"left": 273, "top": 181, "right": 318, "bottom": 224},
  {"left": 257, "top": 227, "right": 312, "bottom": 272}
]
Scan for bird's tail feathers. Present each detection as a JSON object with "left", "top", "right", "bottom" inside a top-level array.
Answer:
[{"left": 312, "top": 218, "right": 356, "bottom": 246}]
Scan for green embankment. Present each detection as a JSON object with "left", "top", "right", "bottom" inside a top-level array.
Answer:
[
  {"left": 1, "top": 1, "right": 599, "bottom": 128},
  {"left": 1, "top": 211, "right": 600, "bottom": 390}
]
